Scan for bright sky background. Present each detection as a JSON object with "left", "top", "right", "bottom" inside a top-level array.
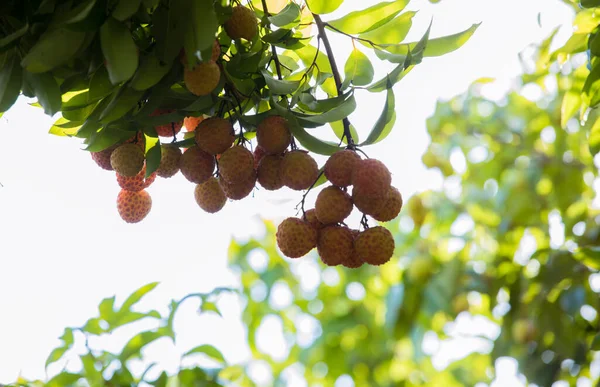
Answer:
[{"left": 0, "top": 0, "right": 574, "bottom": 385}]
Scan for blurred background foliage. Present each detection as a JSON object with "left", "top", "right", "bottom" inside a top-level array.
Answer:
[{"left": 9, "top": 1, "right": 600, "bottom": 387}]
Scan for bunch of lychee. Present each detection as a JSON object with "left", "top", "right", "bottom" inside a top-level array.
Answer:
[{"left": 276, "top": 148, "right": 402, "bottom": 268}]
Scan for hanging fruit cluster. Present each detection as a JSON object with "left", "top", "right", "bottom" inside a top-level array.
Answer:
[{"left": 0, "top": 0, "right": 478, "bottom": 267}]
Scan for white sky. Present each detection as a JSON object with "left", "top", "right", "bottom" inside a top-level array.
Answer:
[{"left": 0, "top": 0, "right": 574, "bottom": 385}]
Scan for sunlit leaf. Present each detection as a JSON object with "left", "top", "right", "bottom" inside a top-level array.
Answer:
[
  {"left": 183, "top": 344, "right": 226, "bottom": 363},
  {"left": 358, "top": 11, "right": 416, "bottom": 45},
  {"left": 100, "top": 18, "right": 139, "bottom": 84},
  {"left": 361, "top": 82, "right": 396, "bottom": 145},
  {"left": 343, "top": 47, "right": 374, "bottom": 88},
  {"left": 269, "top": 2, "right": 302, "bottom": 28},
  {"left": 327, "top": 1, "right": 409, "bottom": 34},
  {"left": 306, "top": 0, "right": 344, "bottom": 15}
]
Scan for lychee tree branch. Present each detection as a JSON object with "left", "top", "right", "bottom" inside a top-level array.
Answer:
[
  {"left": 313, "top": 13, "right": 355, "bottom": 149},
  {"left": 261, "top": 0, "right": 283, "bottom": 80}
]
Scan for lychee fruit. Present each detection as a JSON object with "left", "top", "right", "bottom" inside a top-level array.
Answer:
[
  {"left": 156, "top": 144, "right": 182, "bottom": 178},
  {"left": 116, "top": 165, "right": 157, "bottom": 192},
  {"left": 91, "top": 147, "right": 115, "bottom": 170},
  {"left": 352, "top": 187, "right": 386, "bottom": 216},
  {"left": 370, "top": 186, "right": 403, "bottom": 222},
  {"left": 324, "top": 150, "right": 361, "bottom": 187},
  {"left": 257, "top": 154, "right": 284, "bottom": 190},
  {"left": 342, "top": 230, "right": 364, "bottom": 269},
  {"left": 276, "top": 217, "right": 318, "bottom": 258},
  {"left": 218, "top": 145, "right": 255, "bottom": 184},
  {"left": 211, "top": 39, "right": 221, "bottom": 61},
  {"left": 256, "top": 116, "right": 291, "bottom": 154},
  {"left": 354, "top": 226, "right": 395, "bottom": 266},
  {"left": 302, "top": 209, "right": 324, "bottom": 230},
  {"left": 194, "top": 177, "right": 227, "bottom": 213},
  {"left": 317, "top": 225, "right": 354, "bottom": 267},
  {"left": 180, "top": 146, "right": 216, "bottom": 184},
  {"left": 117, "top": 189, "right": 152, "bottom": 223},
  {"left": 151, "top": 109, "right": 184, "bottom": 138},
  {"left": 195, "top": 117, "right": 235, "bottom": 155},
  {"left": 110, "top": 143, "right": 145, "bottom": 177},
  {"left": 254, "top": 146, "right": 268, "bottom": 169},
  {"left": 315, "top": 186, "right": 353, "bottom": 225},
  {"left": 224, "top": 6, "right": 258, "bottom": 41},
  {"left": 184, "top": 115, "right": 204, "bottom": 132},
  {"left": 184, "top": 62, "right": 221, "bottom": 96},
  {"left": 352, "top": 158, "right": 392, "bottom": 198},
  {"left": 280, "top": 150, "right": 319, "bottom": 191},
  {"left": 219, "top": 172, "right": 256, "bottom": 200}
]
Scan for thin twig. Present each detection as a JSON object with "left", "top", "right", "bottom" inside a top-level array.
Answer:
[
  {"left": 261, "top": 0, "right": 283, "bottom": 80},
  {"left": 324, "top": 22, "right": 380, "bottom": 48},
  {"left": 313, "top": 13, "right": 355, "bottom": 148}
]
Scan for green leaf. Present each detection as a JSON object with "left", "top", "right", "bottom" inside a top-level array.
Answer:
[
  {"left": 45, "top": 346, "right": 69, "bottom": 369},
  {"left": 361, "top": 82, "right": 396, "bottom": 145},
  {"left": 327, "top": 0, "right": 409, "bottom": 35},
  {"left": 112, "top": 0, "right": 142, "bottom": 21},
  {"left": 49, "top": 118, "right": 82, "bottom": 136},
  {"left": 26, "top": 72, "right": 62, "bottom": 116},
  {"left": 120, "top": 329, "right": 170, "bottom": 361},
  {"left": 99, "top": 296, "right": 116, "bottom": 321},
  {"left": 295, "top": 94, "right": 356, "bottom": 124},
  {"left": 368, "top": 63, "right": 414, "bottom": 93},
  {"left": 183, "top": 344, "right": 226, "bottom": 364},
  {"left": 269, "top": 3, "right": 302, "bottom": 28},
  {"left": 330, "top": 119, "right": 359, "bottom": 145},
  {"left": 306, "top": 0, "right": 344, "bottom": 15},
  {"left": 119, "top": 282, "right": 160, "bottom": 313},
  {"left": 152, "top": 0, "right": 186, "bottom": 63},
  {"left": 21, "top": 28, "right": 86, "bottom": 73},
  {"left": 422, "top": 23, "right": 480, "bottom": 57},
  {"left": 582, "top": 0, "right": 600, "bottom": 7},
  {"left": 561, "top": 90, "right": 581, "bottom": 128},
  {"left": 145, "top": 141, "right": 162, "bottom": 176},
  {"left": 574, "top": 246, "right": 600, "bottom": 270},
  {"left": 89, "top": 67, "right": 115, "bottom": 100},
  {"left": 131, "top": 54, "right": 172, "bottom": 90},
  {"left": 46, "top": 372, "right": 82, "bottom": 387},
  {"left": 61, "top": 0, "right": 98, "bottom": 24},
  {"left": 0, "top": 53, "right": 23, "bottom": 113},
  {"left": 100, "top": 86, "right": 144, "bottom": 124},
  {"left": 262, "top": 70, "right": 301, "bottom": 95},
  {"left": 200, "top": 301, "right": 222, "bottom": 317},
  {"left": 592, "top": 334, "right": 600, "bottom": 350},
  {"left": 297, "top": 90, "right": 353, "bottom": 113},
  {"left": 0, "top": 22, "right": 29, "bottom": 52},
  {"left": 588, "top": 113, "right": 600, "bottom": 157},
  {"left": 343, "top": 47, "right": 374, "bottom": 88},
  {"left": 100, "top": 18, "right": 139, "bottom": 84},
  {"left": 294, "top": 45, "right": 336, "bottom": 95},
  {"left": 358, "top": 11, "right": 415, "bottom": 45},
  {"left": 183, "top": 0, "right": 219, "bottom": 65},
  {"left": 585, "top": 63, "right": 600, "bottom": 107}
]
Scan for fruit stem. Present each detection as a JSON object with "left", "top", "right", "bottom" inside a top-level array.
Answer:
[
  {"left": 296, "top": 170, "right": 324, "bottom": 216},
  {"left": 261, "top": 0, "right": 283, "bottom": 80},
  {"left": 313, "top": 14, "right": 355, "bottom": 149}
]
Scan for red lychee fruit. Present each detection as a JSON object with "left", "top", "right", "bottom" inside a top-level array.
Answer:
[
  {"left": 280, "top": 150, "right": 319, "bottom": 191},
  {"left": 354, "top": 226, "right": 395, "bottom": 266},
  {"left": 324, "top": 150, "right": 361, "bottom": 187},
  {"left": 352, "top": 158, "right": 392, "bottom": 198},
  {"left": 317, "top": 225, "right": 354, "bottom": 267},
  {"left": 180, "top": 146, "right": 216, "bottom": 184},
  {"left": 195, "top": 117, "right": 235, "bottom": 155},
  {"left": 257, "top": 154, "right": 284, "bottom": 190},
  {"left": 352, "top": 187, "right": 386, "bottom": 215},
  {"left": 116, "top": 165, "right": 157, "bottom": 192},
  {"left": 151, "top": 109, "right": 184, "bottom": 138},
  {"left": 256, "top": 116, "right": 291, "bottom": 155},
  {"left": 254, "top": 146, "right": 268, "bottom": 169},
  {"left": 276, "top": 217, "right": 318, "bottom": 258},
  {"left": 117, "top": 189, "right": 152, "bottom": 223},
  {"left": 315, "top": 186, "right": 353, "bottom": 225},
  {"left": 211, "top": 39, "right": 221, "bottom": 61},
  {"left": 156, "top": 144, "right": 182, "bottom": 178},
  {"left": 218, "top": 145, "right": 255, "bottom": 184},
  {"left": 194, "top": 177, "right": 227, "bottom": 213},
  {"left": 370, "top": 186, "right": 403, "bottom": 222},
  {"left": 91, "top": 147, "right": 115, "bottom": 170},
  {"left": 184, "top": 115, "right": 204, "bottom": 132},
  {"left": 342, "top": 229, "right": 364, "bottom": 269},
  {"left": 219, "top": 172, "right": 256, "bottom": 200},
  {"left": 184, "top": 62, "right": 221, "bottom": 96},
  {"left": 110, "top": 143, "right": 145, "bottom": 177},
  {"left": 302, "top": 209, "right": 324, "bottom": 230},
  {"left": 225, "top": 6, "right": 258, "bottom": 41}
]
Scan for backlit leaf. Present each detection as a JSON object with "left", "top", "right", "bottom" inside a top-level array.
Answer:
[{"left": 327, "top": 1, "right": 409, "bottom": 35}]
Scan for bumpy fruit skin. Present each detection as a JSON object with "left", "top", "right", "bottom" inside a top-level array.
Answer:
[
  {"left": 151, "top": 109, "right": 184, "bottom": 137},
  {"left": 354, "top": 226, "right": 395, "bottom": 266},
  {"left": 184, "top": 62, "right": 221, "bottom": 96},
  {"left": 110, "top": 143, "right": 145, "bottom": 177},
  {"left": 211, "top": 39, "right": 221, "bottom": 61},
  {"left": 180, "top": 146, "right": 215, "bottom": 184},
  {"left": 184, "top": 115, "right": 204, "bottom": 132},
  {"left": 276, "top": 217, "right": 318, "bottom": 258},
  {"left": 195, "top": 177, "right": 227, "bottom": 213},
  {"left": 225, "top": 6, "right": 258, "bottom": 41},
  {"left": 219, "top": 173, "right": 256, "bottom": 200},
  {"left": 302, "top": 209, "right": 324, "bottom": 230},
  {"left": 117, "top": 165, "right": 157, "bottom": 192},
  {"left": 256, "top": 116, "right": 291, "bottom": 154},
  {"left": 218, "top": 146, "right": 255, "bottom": 184},
  {"left": 317, "top": 226, "right": 354, "bottom": 266},
  {"left": 257, "top": 154, "right": 284, "bottom": 190},
  {"left": 342, "top": 230, "right": 364, "bottom": 269},
  {"left": 324, "top": 150, "right": 361, "bottom": 187},
  {"left": 91, "top": 147, "right": 114, "bottom": 170},
  {"left": 254, "top": 146, "right": 268, "bottom": 169},
  {"left": 280, "top": 150, "right": 319, "bottom": 191},
  {"left": 352, "top": 187, "right": 386, "bottom": 216},
  {"left": 195, "top": 117, "right": 235, "bottom": 155},
  {"left": 117, "top": 189, "right": 152, "bottom": 223},
  {"left": 156, "top": 145, "right": 182, "bottom": 178},
  {"left": 352, "top": 158, "right": 392, "bottom": 198},
  {"left": 371, "top": 186, "right": 403, "bottom": 222},
  {"left": 315, "top": 186, "right": 353, "bottom": 225}
]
